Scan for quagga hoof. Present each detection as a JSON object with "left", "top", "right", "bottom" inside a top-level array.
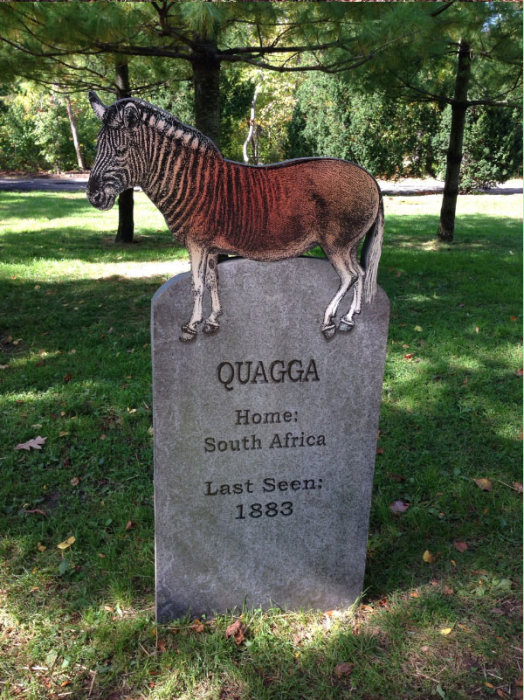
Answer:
[
  {"left": 180, "top": 324, "right": 198, "bottom": 343},
  {"left": 338, "top": 319, "right": 355, "bottom": 332},
  {"left": 203, "top": 321, "right": 220, "bottom": 335},
  {"left": 322, "top": 324, "right": 336, "bottom": 341}
]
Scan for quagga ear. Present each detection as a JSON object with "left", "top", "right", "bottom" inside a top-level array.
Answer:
[
  {"left": 89, "top": 91, "right": 107, "bottom": 121},
  {"left": 123, "top": 102, "right": 140, "bottom": 130}
]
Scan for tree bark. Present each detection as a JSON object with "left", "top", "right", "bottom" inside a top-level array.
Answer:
[
  {"left": 65, "top": 95, "right": 85, "bottom": 170},
  {"left": 192, "top": 40, "right": 221, "bottom": 148},
  {"left": 115, "top": 60, "right": 134, "bottom": 244},
  {"left": 437, "top": 39, "right": 472, "bottom": 242}
]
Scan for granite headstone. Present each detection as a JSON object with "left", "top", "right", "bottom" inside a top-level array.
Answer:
[{"left": 152, "top": 257, "right": 389, "bottom": 622}]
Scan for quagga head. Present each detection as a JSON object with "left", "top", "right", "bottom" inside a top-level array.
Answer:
[{"left": 87, "top": 91, "right": 147, "bottom": 211}]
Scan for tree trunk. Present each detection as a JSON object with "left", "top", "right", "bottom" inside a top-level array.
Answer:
[
  {"left": 192, "top": 40, "right": 221, "bottom": 148},
  {"left": 437, "top": 39, "right": 472, "bottom": 242},
  {"left": 65, "top": 95, "right": 85, "bottom": 170},
  {"left": 243, "top": 81, "right": 262, "bottom": 164},
  {"left": 115, "top": 60, "right": 134, "bottom": 244}
]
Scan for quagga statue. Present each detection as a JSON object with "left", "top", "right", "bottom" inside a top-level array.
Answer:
[{"left": 87, "top": 91, "right": 384, "bottom": 342}]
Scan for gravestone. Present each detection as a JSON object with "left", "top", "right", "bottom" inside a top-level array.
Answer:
[{"left": 152, "top": 257, "right": 389, "bottom": 622}]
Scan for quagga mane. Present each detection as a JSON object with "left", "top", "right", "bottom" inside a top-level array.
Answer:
[{"left": 87, "top": 91, "right": 384, "bottom": 342}]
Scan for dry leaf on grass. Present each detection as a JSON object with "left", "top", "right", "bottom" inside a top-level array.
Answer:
[
  {"left": 189, "top": 619, "right": 205, "bottom": 633},
  {"left": 423, "top": 550, "right": 437, "bottom": 563},
  {"left": 14, "top": 436, "right": 46, "bottom": 451},
  {"left": 474, "top": 478, "right": 493, "bottom": 491},
  {"left": 390, "top": 500, "right": 410, "bottom": 514},
  {"left": 334, "top": 662, "right": 354, "bottom": 678},
  {"left": 453, "top": 541, "right": 468, "bottom": 553},
  {"left": 57, "top": 536, "right": 76, "bottom": 550},
  {"left": 225, "top": 619, "right": 245, "bottom": 645}
]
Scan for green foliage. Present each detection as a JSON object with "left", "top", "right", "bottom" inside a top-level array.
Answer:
[
  {"left": 148, "top": 80, "right": 195, "bottom": 128},
  {"left": 0, "top": 83, "right": 99, "bottom": 172},
  {"left": 219, "top": 66, "right": 255, "bottom": 160},
  {"left": 433, "top": 105, "right": 523, "bottom": 190},
  {"left": 285, "top": 72, "right": 522, "bottom": 181},
  {"left": 286, "top": 73, "right": 441, "bottom": 178}
]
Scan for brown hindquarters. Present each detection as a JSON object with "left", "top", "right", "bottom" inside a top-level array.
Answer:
[{"left": 209, "top": 159, "right": 380, "bottom": 261}]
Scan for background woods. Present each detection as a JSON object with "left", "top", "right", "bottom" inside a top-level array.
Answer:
[{"left": 0, "top": 1, "right": 521, "bottom": 243}]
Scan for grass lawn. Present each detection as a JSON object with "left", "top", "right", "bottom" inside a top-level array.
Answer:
[{"left": 0, "top": 190, "right": 522, "bottom": 699}]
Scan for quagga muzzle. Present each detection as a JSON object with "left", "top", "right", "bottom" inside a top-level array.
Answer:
[{"left": 87, "top": 91, "right": 384, "bottom": 341}]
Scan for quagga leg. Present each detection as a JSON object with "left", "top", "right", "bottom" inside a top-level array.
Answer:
[
  {"left": 339, "top": 252, "right": 365, "bottom": 332},
  {"left": 180, "top": 241, "right": 208, "bottom": 342},
  {"left": 321, "top": 249, "right": 359, "bottom": 339},
  {"left": 203, "top": 252, "right": 222, "bottom": 335}
]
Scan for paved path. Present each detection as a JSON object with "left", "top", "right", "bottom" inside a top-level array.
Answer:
[{"left": 0, "top": 173, "right": 521, "bottom": 196}]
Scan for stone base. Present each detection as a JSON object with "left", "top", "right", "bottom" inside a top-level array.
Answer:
[{"left": 152, "top": 257, "right": 389, "bottom": 621}]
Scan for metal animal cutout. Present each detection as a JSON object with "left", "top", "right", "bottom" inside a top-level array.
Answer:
[{"left": 87, "top": 92, "right": 384, "bottom": 342}]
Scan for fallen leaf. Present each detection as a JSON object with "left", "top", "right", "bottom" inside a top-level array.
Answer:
[
  {"left": 404, "top": 353, "right": 414, "bottom": 360},
  {"left": 57, "top": 535, "right": 76, "bottom": 550},
  {"left": 510, "top": 316, "right": 517, "bottom": 322},
  {"left": 125, "top": 520, "right": 135, "bottom": 531},
  {"left": 443, "top": 585, "right": 454, "bottom": 596},
  {"left": 14, "top": 436, "right": 46, "bottom": 451},
  {"left": 453, "top": 541, "right": 468, "bottom": 553},
  {"left": 474, "top": 478, "right": 493, "bottom": 491},
  {"left": 376, "top": 447, "right": 385, "bottom": 455},
  {"left": 63, "top": 373, "right": 73, "bottom": 383},
  {"left": 190, "top": 619, "right": 205, "bottom": 633},
  {"left": 37, "top": 542, "right": 47, "bottom": 552},
  {"left": 390, "top": 500, "right": 410, "bottom": 514},
  {"left": 423, "top": 550, "right": 436, "bottom": 564},
  {"left": 513, "top": 482, "right": 523, "bottom": 493},
  {"left": 440, "top": 627, "right": 453, "bottom": 636},
  {"left": 70, "top": 477, "right": 80, "bottom": 487},
  {"left": 334, "top": 662, "right": 354, "bottom": 678},
  {"left": 24, "top": 508, "right": 46, "bottom": 516},
  {"left": 225, "top": 619, "right": 245, "bottom": 645}
]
